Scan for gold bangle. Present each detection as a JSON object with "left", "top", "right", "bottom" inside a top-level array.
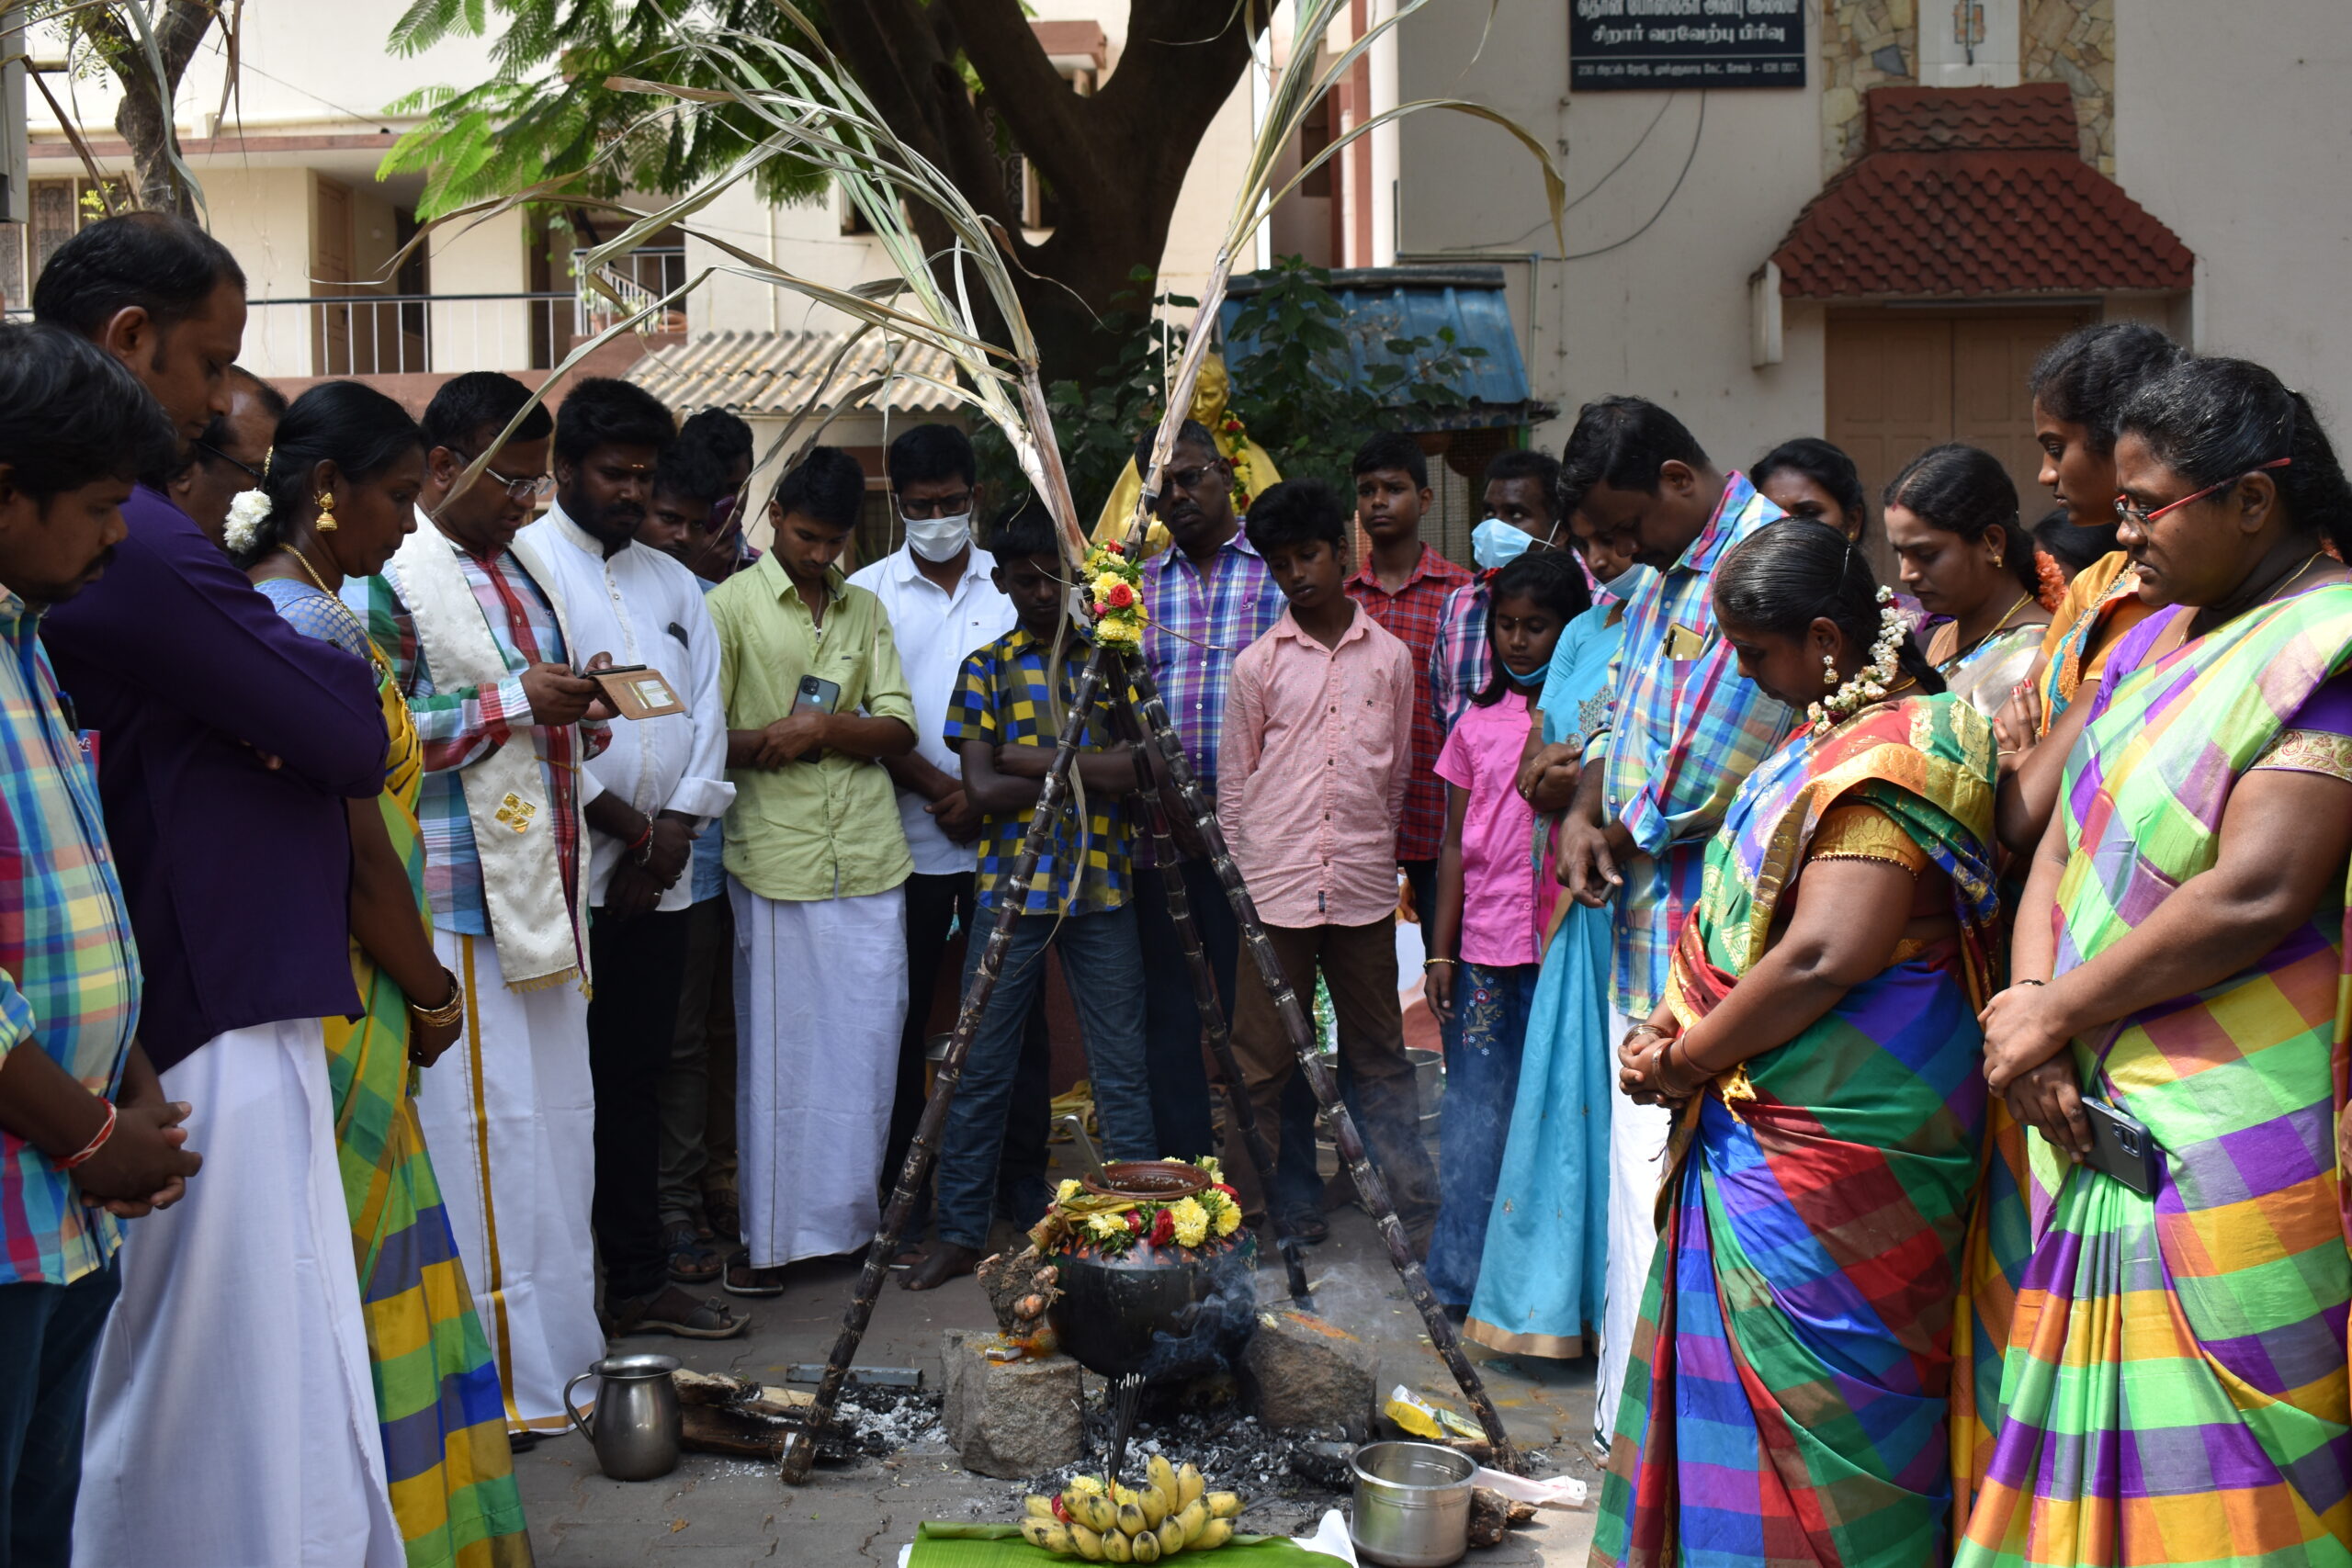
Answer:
[{"left": 408, "top": 969, "right": 464, "bottom": 1030}]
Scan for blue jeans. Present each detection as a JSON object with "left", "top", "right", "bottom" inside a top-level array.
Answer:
[
  {"left": 0, "top": 1258, "right": 120, "bottom": 1567},
  {"left": 1426, "top": 962, "right": 1540, "bottom": 1306},
  {"left": 934, "top": 904, "right": 1157, "bottom": 1250}
]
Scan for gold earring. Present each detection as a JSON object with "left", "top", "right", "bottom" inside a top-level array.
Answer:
[
  {"left": 1992, "top": 553, "right": 2003, "bottom": 569},
  {"left": 1822, "top": 654, "right": 1838, "bottom": 688},
  {"left": 315, "top": 491, "right": 337, "bottom": 533}
]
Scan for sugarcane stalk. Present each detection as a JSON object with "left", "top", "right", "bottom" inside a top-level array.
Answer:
[
  {"left": 779, "top": 643, "right": 1114, "bottom": 1485},
  {"left": 1107, "top": 690, "right": 1313, "bottom": 1307},
  {"left": 1121, "top": 666, "right": 1521, "bottom": 1472}
]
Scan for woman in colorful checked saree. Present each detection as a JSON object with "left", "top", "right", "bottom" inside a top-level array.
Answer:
[
  {"left": 1961, "top": 358, "right": 2352, "bottom": 1567},
  {"left": 237, "top": 383, "right": 533, "bottom": 1567},
  {"left": 1594, "top": 519, "right": 2002, "bottom": 1568}
]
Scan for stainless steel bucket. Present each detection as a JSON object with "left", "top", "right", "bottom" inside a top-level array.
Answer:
[{"left": 1350, "top": 1439, "right": 1476, "bottom": 1566}]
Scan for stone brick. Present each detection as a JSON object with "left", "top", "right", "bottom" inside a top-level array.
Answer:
[
  {"left": 1239, "top": 1310, "right": 1378, "bottom": 1441},
  {"left": 940, "top": 1329, "right": 1083, "bottom": 1480}
]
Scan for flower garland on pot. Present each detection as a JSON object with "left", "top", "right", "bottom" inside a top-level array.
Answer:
[
  {"left": 1029, "top": 1156, "right": 1246, "bottom": 1259},
  {"left": 1083, "top": 539, "right": 1149, "bottom": 651}
]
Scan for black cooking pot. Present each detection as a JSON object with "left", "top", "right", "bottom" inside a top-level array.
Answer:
[{"left": 1045, "top": 1233, "right": 1259, "bottom": 1379}]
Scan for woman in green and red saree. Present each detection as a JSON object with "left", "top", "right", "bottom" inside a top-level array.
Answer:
[
  {"left": 1961, "top": 358, "right": 2352, "bottom": 1565},
  {"left": 1594, "top": 519, "right": 2002, "bottom": 1568}
]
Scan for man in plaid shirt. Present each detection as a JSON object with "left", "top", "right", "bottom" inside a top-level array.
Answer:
[
  {"left": 1552, "top": 397, "right": 1792, "bottom": 1449},
  {"left": 1132, "top": 421, "right": 1286, "bottom": 1168},
  {"left": 355, "top": 372, "right": 621, "bottom": 1431}
]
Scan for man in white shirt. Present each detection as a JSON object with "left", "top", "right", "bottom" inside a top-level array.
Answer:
[
  {"left": 846, "top": 424, "right": 1052, "bottom": 1244},
  {"left": 519, "top": 378, "right": 743, "bottom": 1338}
]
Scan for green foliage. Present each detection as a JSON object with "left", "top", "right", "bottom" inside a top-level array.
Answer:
[
  {"left": 1224, "top": 256, "right": 1486, "bottom": 495},
  {"left": 977, "top": 258, "right": 1490, "bottom": 522},
  {"left": 379, "top": 0, "right": 831, "bottom": 217}
]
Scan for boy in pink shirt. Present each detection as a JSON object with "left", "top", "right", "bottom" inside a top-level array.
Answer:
[{"left": 1218, "top": 480, "right": 1439, "bottom": 1247}]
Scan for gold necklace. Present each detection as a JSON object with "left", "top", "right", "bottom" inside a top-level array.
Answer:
[
  {"left": 1941, "top": 590, "right": 2040, "bottom": 670},
  {"left": 277, "top": 546, "right": 391, "bottom": 677}
]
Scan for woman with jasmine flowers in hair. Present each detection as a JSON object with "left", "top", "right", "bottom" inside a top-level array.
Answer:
[
  {"left": 1593, "top": 519, "right": 2001, "bottom": 1568},
  {"left": 231, "top": 381, "right": 534, "bottom": 1566}
]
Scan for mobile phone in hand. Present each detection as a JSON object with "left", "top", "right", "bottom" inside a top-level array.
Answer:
[
  {"left": 2080, "top": 1095, "right": 2164, "bottom": 1198},
  {"left": 794, "top": 675, "right": 842, "bottom": 716}
]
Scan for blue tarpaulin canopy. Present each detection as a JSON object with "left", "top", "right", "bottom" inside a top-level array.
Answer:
[{"left": 1216, "top": 265, "right": 1553, "bottom": 433}]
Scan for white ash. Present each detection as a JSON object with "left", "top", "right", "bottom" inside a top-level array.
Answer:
[{"left": 831, "top": 1383, "right": 947, "bottom": 1456}]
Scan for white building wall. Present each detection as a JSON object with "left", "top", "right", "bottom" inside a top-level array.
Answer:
[
  {"left": 1396, "top": 0, "right": 1827, "bottom": 468},
  {"left": 2114, "top": 1, "right": 2352, "bottom": 426}
]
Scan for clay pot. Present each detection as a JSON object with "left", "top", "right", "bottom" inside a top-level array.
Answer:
[{"left": 1046, "top": 1233, "right": 1258, "bottom": 1379}]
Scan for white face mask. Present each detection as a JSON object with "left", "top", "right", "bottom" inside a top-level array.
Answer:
[{"left": 904, "top": 510, "right": 972, "bottom": 562}]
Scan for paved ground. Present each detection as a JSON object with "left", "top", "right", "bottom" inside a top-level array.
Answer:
[{"left": 514, "top": 1201, "right": 1602, "bottom": 1566}]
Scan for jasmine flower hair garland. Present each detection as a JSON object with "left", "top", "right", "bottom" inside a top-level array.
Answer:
[
  {"left": 1807, "top": 586, "right": 1905, "bottom": 734},
  {"left": 221, "top": 445, "right": 276, "bottom": 557}
]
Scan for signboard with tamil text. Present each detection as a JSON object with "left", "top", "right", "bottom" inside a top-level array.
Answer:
[{"left": 1571, "top": 0, "right": 1806, "bottom": 91}]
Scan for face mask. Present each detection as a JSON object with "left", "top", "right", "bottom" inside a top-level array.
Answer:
[
  {"left": 1504, "top": 660, "right": 1550, "bottom": 690},
  {"left": 1471, "top": 517, "right": 1536, "bottom": 570},
  {"left": 905, "top": 510, "right": 972, "bottom": 563}
]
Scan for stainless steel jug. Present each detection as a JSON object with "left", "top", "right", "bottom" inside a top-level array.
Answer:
[{"left": 563, "top": 1352, "right": 683, "bottom": 1481}]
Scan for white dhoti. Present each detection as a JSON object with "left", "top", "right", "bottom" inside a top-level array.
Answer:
[
  {"left": 415, "top": 930, "right": 605, "bottom": 1431},
  {"left": 1594, "top": 1004, "right": 1675, "bottom": 1447},
  {"left": 74, "top": 1019, "right": 402, "bottom": 1568},
  {"left": 731, "top": 877, "right": 908, "bottom": 1268}
]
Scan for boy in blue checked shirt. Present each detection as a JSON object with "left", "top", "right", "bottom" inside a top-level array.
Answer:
[{"left": 901, "top": 502, "right": 1159, "bottom": 1291}]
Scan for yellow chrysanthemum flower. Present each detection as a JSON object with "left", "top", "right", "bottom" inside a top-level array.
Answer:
[
  {"left": 1069, "top": 1475, "right": 1105, "bottom": 1496},
  {"left": 1087, "top": 1213, "right": 1131, "bottom": 1241},
  {"left": 1215, "top": 1203, "right": 1241, "bottom": 1237},
  {"left": 1169, "top": 1196, "right": 1210, "bottom": 1249},
  {"left": 1056, "top": 1179, "right": 1081, "bottom": 1204}
]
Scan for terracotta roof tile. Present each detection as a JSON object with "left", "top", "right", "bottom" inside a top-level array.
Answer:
[{"left": 1771, "top": 86, "right": 2191, "bottom": 299}]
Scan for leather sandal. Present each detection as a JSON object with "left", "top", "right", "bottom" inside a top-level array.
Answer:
[{"left": 614, "top": 1285, "right": 750, "bottom": 1339}]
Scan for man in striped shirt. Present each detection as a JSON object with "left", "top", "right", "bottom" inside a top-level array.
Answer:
[
  {"left": 1134, "top": 421, "right": 1286, "bottom": 1168},
  {"left": 1553, "top": 396, "right": 1792, "bottom": 1448},
  {"left": 0, "top": 324, "right": 202, "bottom": 1563}
]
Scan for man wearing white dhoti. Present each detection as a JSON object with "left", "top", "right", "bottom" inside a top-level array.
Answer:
[
  {"left": 348, "top": 370, "right": 616, "bottom": 1431},
  {"left": 706, "top": 447, "right": 916, "bottom": 1296},
  {"left": 524, "top": 378, "right": 743, "bottom": 1339},
  {"left": 1550, "top": 399, "right": 1792, "bottom": 1450},
  {"left": 40, "top": 214, "right": 405, "bottom": 1566}
]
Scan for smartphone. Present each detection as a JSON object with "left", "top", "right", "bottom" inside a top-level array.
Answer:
[
  {"left": 2080, "top": 1096, "right": 2165, "bottom": 1198},
  {"left": 794, "top": 675, "right": 842, "bottom": 716}
]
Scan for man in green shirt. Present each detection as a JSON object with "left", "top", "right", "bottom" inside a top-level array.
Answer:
[{"left": 706, "top": 447, "right": 917, "bottom": 1294}]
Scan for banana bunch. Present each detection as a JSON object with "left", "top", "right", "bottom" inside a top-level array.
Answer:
[{"left": 1018, "top": 1457, "right": 1244, "bottom": 1560}]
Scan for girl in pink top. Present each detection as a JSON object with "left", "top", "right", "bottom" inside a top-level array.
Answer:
[{"left": 1423, "top": 552, "right": 1590, "bottom": 1308}]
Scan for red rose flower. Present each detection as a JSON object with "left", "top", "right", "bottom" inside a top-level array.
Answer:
[
  {"left": 1105, "top": 581, "right": 1136, "bottom": 610},
  {"left": 1215, "top": 1183, "right": 1239, "bottom": 1201},
  {"left": 1103, "top": 540, "right": 1125, "bottom": 556},
  {"left": 1127, "top": 1209, "right": 1146, "bottom": 1233},
  {"left": 1149, "top": 1209, "right": 1176, "bottom": 1247}
]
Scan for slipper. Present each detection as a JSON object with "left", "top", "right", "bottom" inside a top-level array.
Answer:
[
  {"left": 723, "top": 1256, "right": 787, "bottom": 1297},
  {"left": 613, "top": 1286, "right": 751, "bottom": 1339},
  {"left": 664, "top": 1220, "right": 722, "bottom": 1284}
]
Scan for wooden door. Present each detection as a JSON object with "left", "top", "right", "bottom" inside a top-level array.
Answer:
[
  {"left": 312, "top": 176, "right": 354, "bottom": 375},
  {"left": 1827, "top": 308, "right": 2095, "bottom": 565}
]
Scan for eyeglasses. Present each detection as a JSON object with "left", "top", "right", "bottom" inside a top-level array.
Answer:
[
  {"left": 450, "top": 449, "right": 555, "bottom": 503},
  {"left": 2115, "top": 457, "right": 2290, "bottom": 528},
  {"left": 191, "top": 439, "right": 264, "bottom": 484},
  {"left": 896, "top": 491, "right": 974, "bottom": 520}
]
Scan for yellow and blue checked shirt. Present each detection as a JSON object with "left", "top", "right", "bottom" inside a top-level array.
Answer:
[
  {"left": 0, "top": 592, "right": 141, "bottom": 1287},
  {"left": 1594, "top": 471, "right": 1793, "bottom": 1016},
  {"left": 945, "top": 626, "right": 1134, "bottom": 916}
]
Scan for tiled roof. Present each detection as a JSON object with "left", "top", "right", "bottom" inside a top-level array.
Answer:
[
  {"left": 625, "top": 329, "right": 963, "bottom": 418},
  {"left": 1770, "top": 85, "right": 2192, "bottom": 299}
]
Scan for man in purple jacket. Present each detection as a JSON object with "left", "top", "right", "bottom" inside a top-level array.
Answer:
[{"left": 36, "top": 215, "right": 408, "bottom": 1566}]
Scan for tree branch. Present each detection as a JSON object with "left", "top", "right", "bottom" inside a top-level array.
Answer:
[{"left": 935, "top": 0, "right": 1091, "bottom": 197}]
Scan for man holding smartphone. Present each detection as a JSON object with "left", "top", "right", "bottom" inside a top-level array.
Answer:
[{"left": 707, "top": 446, "right": 918, "bottom": 1295}]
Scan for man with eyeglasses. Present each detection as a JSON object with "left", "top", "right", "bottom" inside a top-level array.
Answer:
[
  {"left": 343, "top": 369, "right": 623, "bottom": 1441},
  {"left": 1134, "top": 419, "right": 1287, "bottom": 1176},
  {"left": 164, "top": 365, "right": 283, "bottom": 547}
]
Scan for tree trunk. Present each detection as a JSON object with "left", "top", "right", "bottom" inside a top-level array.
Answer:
[
  {"left": 95, "top": 1, "right": 216, "bottom": 218},
  {"left": 828, "top": 0, "right": 1259, "bottom": 390}
]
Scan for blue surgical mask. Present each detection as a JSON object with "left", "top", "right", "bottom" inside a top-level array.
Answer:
[
  {"left": 1504, "top": 660, "right": 1549, "bottom": 689},
  {"left": 1471, "top": 517, "right": 1535, "bottom": 570}
]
